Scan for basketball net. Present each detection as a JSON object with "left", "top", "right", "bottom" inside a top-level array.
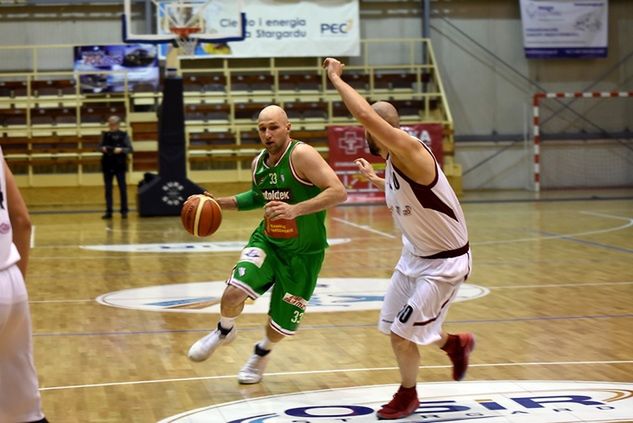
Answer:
[{"left": 171, "top": 26, "right": 200, "bottom": 57}]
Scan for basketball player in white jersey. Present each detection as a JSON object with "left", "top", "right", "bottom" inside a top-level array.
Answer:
[
  {"left": 0, "top": 148, "right": 48, "bottom": 423},
  {"left": 324, "top": 58, "right": 474, "bottom": 420}
]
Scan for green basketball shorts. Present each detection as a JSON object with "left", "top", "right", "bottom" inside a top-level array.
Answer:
[{"left": 227, "top": 237, "right": 324, "bottom": 336}]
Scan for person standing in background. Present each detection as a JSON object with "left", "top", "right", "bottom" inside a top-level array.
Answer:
[
  {"left": 0, "top": 148, "right": 49, "bottom": 423},
  {"left": 100, "top": 115, "right": 133, "bottom": 219}
]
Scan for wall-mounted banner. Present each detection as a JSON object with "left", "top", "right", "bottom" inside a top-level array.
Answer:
[
  {"left": 327, "top": 124, "right": 444, "bottom": 204},
  {"left": 402, "top": 123, "right": 444, "bottom": 167},
  {"left": 327, "top": 125, "right": 384, "bottom": 204},
  {"left": 158, "top": 0, "right": 359, "bottom": 58},
  {"left": 519, "top": 0, "right": 608, "bottom": 58}
]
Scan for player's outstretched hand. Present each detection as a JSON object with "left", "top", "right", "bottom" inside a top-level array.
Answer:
[
  {"left": 355, "top": 158, "right": 377, "bottom": 180},
  {"left": 322, "top": 57, "right": 345, "bottom": 79}
]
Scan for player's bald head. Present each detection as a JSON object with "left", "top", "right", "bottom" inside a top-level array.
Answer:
[
  {"left": 258, "top": 104, "right": 289, "bottom": 124},
  {"left": 372, "top": 101, "right": 400, "bottom": 128}
]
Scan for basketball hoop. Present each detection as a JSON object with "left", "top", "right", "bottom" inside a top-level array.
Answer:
[{"left": 170, "top": 26, "right": 201, "bottom": 56}]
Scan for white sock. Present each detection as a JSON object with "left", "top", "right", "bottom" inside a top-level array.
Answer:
[
  {"left": 257, "top": 335, "right": 275, "bottom": 352},
  {"left": 219, "top": 316, "right": 236, "bottom": 332}
]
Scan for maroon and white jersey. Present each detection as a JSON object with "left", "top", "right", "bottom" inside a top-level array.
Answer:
[
  {"left": 0, "top": 147, "right": 20, "bottom": 272},
  {"left": 384, "top": 139, "right": 468, "bottom": 258}
]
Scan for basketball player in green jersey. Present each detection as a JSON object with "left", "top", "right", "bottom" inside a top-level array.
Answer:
[{"left": 188, "top": 105, "right": 347, "bottom": 384}]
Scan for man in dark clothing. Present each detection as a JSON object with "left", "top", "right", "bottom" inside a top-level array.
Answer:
[{"left": 100, "top": 115, "right": 133, "bottom": 219}]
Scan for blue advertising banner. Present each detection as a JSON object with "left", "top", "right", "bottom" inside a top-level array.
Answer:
[
  {"left": 519, "top": 0, "right": 608, "bottom": 59},
  {"left": 74, "top": 45, "right": 159, "bottom": 93}
]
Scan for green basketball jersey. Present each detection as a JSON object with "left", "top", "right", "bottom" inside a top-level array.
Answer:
[{"left": 250, "top": 140, "right": 328, "bottom": 254}]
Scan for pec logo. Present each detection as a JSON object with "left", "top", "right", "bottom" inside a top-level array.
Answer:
[{"left": 321, "top": 19, "right": 353, "bottom": 35}]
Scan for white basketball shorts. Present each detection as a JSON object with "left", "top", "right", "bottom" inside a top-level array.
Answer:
[
  {"left": 378, "top": 249, "right": 472, "bottom": 345},
  {"left": 0, "top": 264, "right": 45, "bottom": 423}
]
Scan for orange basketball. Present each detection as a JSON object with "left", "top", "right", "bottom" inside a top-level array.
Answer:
[{"left": 180, "top": 194, "right": 222, "bottom": 237}]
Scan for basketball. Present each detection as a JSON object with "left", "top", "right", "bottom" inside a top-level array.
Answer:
[{"left": 180, "top": 194, "right": 222, "bottom": 237}]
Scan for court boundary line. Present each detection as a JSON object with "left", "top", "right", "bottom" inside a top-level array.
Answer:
[
  {"left": 39, "top": 359, "right": 633, "bottom": 392},
  {"left": 29, "top": 209, "right": 632, "bottom": 251},
  {"left": 31, "top": 312, "right": 633, "bottom": 338},
  {"left": 331, "top": 217, "right": 397, "bottom": 238},
  {"left": 538, "top": 210, "right": 633, "bottom": 253},
  {"left": 26, "top": 194, "right": 633, "bottom": 216},
  {"left": 28, "top": 280, "right": 633, "bottom": 304},
  {"left": 475, "top": 209, "right": 632, "bottom": 246}
]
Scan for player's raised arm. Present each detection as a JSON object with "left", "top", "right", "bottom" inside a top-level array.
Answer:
[
  {"left": 323, "top": 58, "right": 418, "bottom": 157},
  {"left": 323, "top": 57, "right": 436, "bottom": 185}
]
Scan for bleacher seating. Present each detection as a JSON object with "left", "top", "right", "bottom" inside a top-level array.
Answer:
[
  {"left": 234, "top": 101, "right": 267, "bottom": 122},
  {"left": 79, "top": 134, "right": 102, "bottom": 152},
  {"left": 132, "top": 151, "right": 158, "bottom": 171},
  {"left": 332, "top": 101, "right": 352, "bottom": 120},
  {"left": 130, "top": 122, "right": 158, "bottom": 142},
  {"left": 0, "top": 45, "right": 449, "bottom": 180},
  {"left": 326, "top": 73, "right": 370, "bottom": 93},
  {"left": 1, "top": 109, "right": 27, "bottom": 128},
  {"left": 279, "top": 72, "right": 321, "bottom": 92},
  {"left": 29, "top": 135, "right": 79, "bottom": 154},
  {"left": 32, "top": 79, "right": 76, "bottom": 98},
  {"left": 285, "top": 101, "right": 328, "bottom": 121},
  {"left": 80, "top": 103, "right": 126, "bottom": 124},
  {"left": 183, "top": 74, "right": 226, "bottom": 93},
  {"left": 1, "top": 135, "right": 29, "bottom": 155},
  {"left": 292, "top": 129, "right": 329, "bottom": 149},
  {"left": 231, "top": 73, "right": 273, "bottom": 93},
  {"left": 189, "top": 131, "right": 236, "bottom": 149},
  {"left": 0, "top": 80, "right": 28, "bottom": 98},
  {"left": 185, "top": 103, "right": 230, "bottom": 122},
  {"left": 374, "top": 72, "right": 417, "bottom": 91}
]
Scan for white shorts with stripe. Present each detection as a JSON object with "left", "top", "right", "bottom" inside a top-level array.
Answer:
[
  {"left": 0, "top": 265, "right": 45, "bottom": 423},
  {"left": 378, "top": 248, "right": 471, "bottom": 345}
]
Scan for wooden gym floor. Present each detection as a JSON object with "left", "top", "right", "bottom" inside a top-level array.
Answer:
[{"left": 18, "top": 185, "right": 633, "bottom": 422}]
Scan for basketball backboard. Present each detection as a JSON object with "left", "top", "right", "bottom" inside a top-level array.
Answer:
[{"left": 122, "top": 0, "right": 246, "bottom": 56}]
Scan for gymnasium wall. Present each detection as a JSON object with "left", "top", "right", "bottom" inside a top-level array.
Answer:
[
  {"left": 358, "top": 0, "right": 633, "bottom": 136},
  {"left": 359, "top": 0, "right": 633, "bottom": 190}
]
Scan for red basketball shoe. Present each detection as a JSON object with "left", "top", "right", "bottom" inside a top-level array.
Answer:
[
  {"left": 443, "top": 332, "right": 475, "bottom": 381},
  {"left": 376, "top": 385, "right": 420, "bottom": 420}
]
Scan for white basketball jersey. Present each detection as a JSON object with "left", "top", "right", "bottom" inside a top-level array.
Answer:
[
  {"left": 385, "top": 139, "right": 468, "bottom": 257},
  {"left": 0, "top": 147, "right": 21, "bottom": 271}
]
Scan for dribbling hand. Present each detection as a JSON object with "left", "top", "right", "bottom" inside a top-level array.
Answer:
[{"left": 187, "top": 191, "right": 215, "bottom": 202}]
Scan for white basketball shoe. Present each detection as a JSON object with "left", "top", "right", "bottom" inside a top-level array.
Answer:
[
  {"left": 237, "top": 345, "right": 271, "bottom": 384},
  {"left": 188, "top": 323, "right": 237, "bottom": 362}
]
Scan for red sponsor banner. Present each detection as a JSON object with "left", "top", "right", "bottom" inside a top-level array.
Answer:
[
  {"left": 327, "top": 124, "right": 444, "bottom": 204},
  {"left": 327, "top": 125, "right": 385, "bottom": 204},
  {"left": 402, "top": 123, "right": 444, "bottom": 167}
]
